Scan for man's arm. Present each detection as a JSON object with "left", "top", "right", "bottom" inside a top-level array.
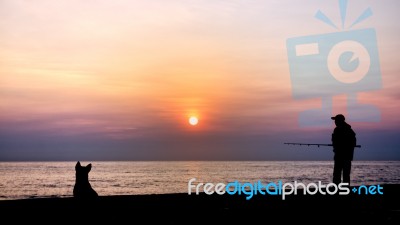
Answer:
[
  {"left": 351, "top": 129, "right": 357, "bottom": 148},
  {"left": 331, "top": 128, "right": 338, "bottom": 152}
]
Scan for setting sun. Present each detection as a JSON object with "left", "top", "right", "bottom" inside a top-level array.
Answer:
[{"left": 189, "top": 116, "right": 199, "bottom": 126}]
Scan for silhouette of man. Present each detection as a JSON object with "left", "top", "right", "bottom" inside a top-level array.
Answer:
[{"left": 331, "top": 114, "right": 356, "bottom": 185}]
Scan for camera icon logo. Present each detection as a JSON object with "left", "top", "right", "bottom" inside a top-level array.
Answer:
[{"left": 286, "top": 2, "right": 382, "bottom": 127}]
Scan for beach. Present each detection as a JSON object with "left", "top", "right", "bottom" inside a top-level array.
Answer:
[
  {"left": 1, "top": 1, "right": 399, "bottom": 224},
  {"left": 1, "top": 184, "right": 399, "bottom": 224}
]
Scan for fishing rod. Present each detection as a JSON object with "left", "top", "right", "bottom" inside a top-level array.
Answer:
[{"left": 284, "top": 143, "right": 361, "bottom": 148}]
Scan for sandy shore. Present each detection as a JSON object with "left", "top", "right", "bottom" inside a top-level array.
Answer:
[{"left": 0, "top": 184, "right": 399, "bottom": 224}]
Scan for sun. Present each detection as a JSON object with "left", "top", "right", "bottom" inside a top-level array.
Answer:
[{"left": 189, "top": 116, "right": 198, "bottom": 126}]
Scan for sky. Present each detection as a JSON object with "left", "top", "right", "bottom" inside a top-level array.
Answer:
[{"left": 0, "top": 0, "right": 399, "bottom": 161}]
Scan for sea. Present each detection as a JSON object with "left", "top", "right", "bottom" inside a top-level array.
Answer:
[{"left": 0, "top": 161, "right": 399, "bottom": 200}]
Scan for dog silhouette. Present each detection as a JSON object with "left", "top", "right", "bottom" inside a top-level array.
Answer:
[{"left": 73, "top": 161, "right": 98, "bottom": 198}]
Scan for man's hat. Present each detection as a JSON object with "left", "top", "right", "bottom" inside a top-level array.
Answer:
[{"left": 331, "top": 114, "right": 345, "bottom": 121}]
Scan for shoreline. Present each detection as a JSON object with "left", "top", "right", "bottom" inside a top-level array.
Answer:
[{"left": 0, "top": 184, "right": 399, "bottom": 223}]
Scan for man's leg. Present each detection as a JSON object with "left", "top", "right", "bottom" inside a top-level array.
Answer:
[
  {"left": 333, "top": 160, "right": 342, "bottom": 184},
  {"left": 343, "top": 160, "right": 352, "bottom": 185}
]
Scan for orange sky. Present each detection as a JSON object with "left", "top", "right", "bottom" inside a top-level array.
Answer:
[{"left": 0, "top": 0, "right": 399, "bottom": 160}]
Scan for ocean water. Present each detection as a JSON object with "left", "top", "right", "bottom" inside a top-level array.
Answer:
[{"left": 0, "top": 161, "right": 399, "bottom": 200}]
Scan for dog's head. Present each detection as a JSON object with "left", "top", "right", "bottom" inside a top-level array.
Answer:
[{"left": 75, "top": 161, "right": 92, "bottom": 181}]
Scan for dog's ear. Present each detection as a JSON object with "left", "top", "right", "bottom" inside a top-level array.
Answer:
[
  {"left": 86, "top": 163, "right": 92, "bottom": 172},
  {"left": 75, "top": 161, "right": 81, "bottom": 170}
]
